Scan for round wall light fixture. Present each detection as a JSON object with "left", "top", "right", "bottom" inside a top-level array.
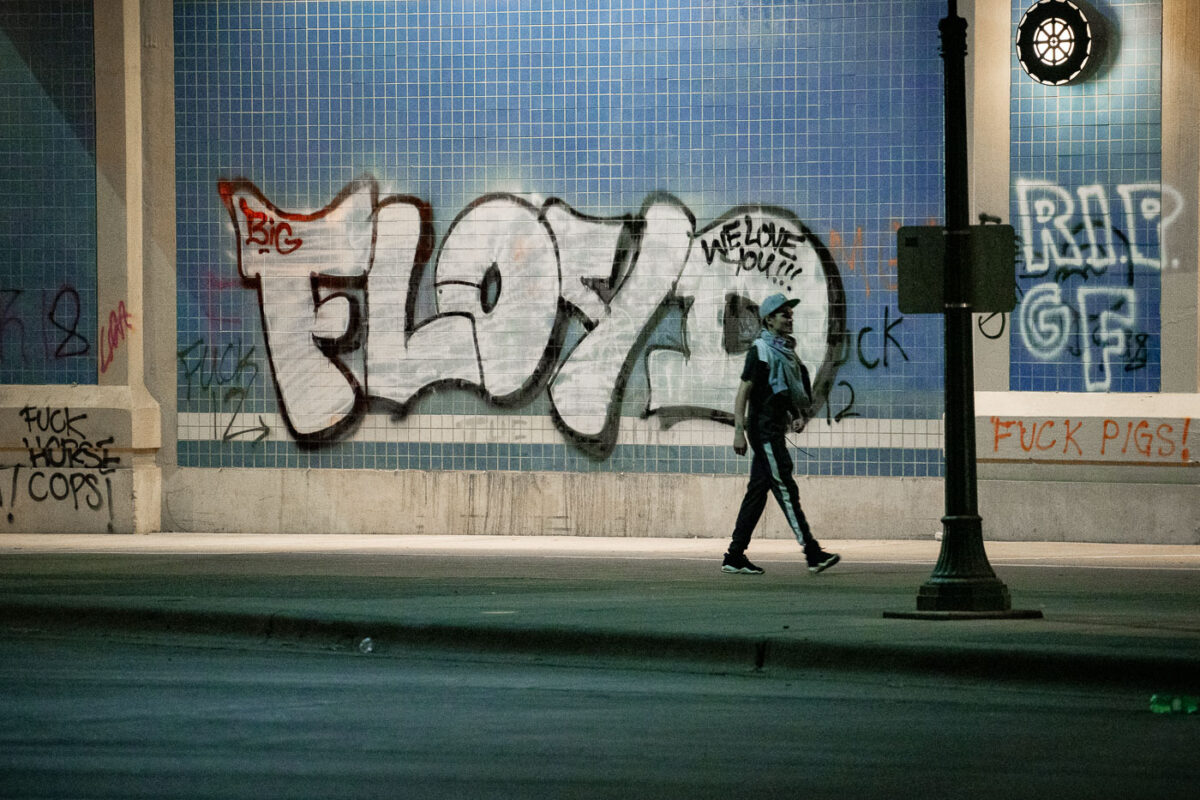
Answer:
[{"left": 1016, "top": 0, "right": 1098, "bottom": 85}]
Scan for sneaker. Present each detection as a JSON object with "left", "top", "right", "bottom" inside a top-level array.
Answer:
[
  {"left": 806, "top": 549, "right": 840, "bottom": 575},
  {"left": 721, "top": 552, "right": 765, "bottom": 575}
]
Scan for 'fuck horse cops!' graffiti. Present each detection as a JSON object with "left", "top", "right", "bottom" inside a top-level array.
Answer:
[{"left": 218, "top": 177, "right": 846, "bottom": 456}]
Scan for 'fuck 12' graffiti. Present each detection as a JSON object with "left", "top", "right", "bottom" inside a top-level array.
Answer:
[{"left": 217, "top": 176, "right": 846, "bottom": 456}]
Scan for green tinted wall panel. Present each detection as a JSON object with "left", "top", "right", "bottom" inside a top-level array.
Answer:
[{"left": 0, "top": 1, "right": 97, "bottom": 385}]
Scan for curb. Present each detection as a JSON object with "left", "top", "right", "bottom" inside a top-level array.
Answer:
[
  {"left": 3, "top": 601, "right": 1197, "bottom": 688},
  {"left": 0, "top": 601, "right": 759, "bottom": 668}
]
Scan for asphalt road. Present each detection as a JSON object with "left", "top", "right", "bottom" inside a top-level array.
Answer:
[{"left": 1, "top": 631, "right": 1196, "bottom": 800}]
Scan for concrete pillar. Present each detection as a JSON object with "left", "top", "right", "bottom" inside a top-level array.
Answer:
[
  {"left": 1162, "top": 0, "right": 1200, "bottom": 392},
  {"left": 0, "top": 0, "right": 163, "bottom": 533},
  {"left": 965, "top": 0, "right": 1012, "bottom": 391}
]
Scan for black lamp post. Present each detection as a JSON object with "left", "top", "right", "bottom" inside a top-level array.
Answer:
[{"left": 887, "top": 1, "right": 1041, "bottom": 619}]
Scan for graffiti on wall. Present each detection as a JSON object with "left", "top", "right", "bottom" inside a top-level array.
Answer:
[
  {"left": 98, "top": 301, "right": 135, "bottom": 375},
  {"left": 1013, "top": 179, "right": 1179, "bottom": 391},
  {"left": 216, "top": 176, "right": 847, "bottom": 456},
  {"left": 1015, "top": 180, "right": 1182, "bottom": 279},
  {"left": 0, "top": 285, "right": 90, "bottom": 367},
  {"left": 177, "top": 336, "right": 271, "bottom": 443},
  {"left": 982, "top": 414, "right": 1193, "bottom": 466},
  {"left": 1, "top": 406, "right": 121, "bottom": 530}
]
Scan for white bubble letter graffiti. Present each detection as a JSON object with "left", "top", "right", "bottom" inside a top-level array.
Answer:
[
  {"left": 550, "top": 197, "right": 694, "bottom": 442},
  {"left": 1017, "top": 282, "right": 1072, "bottom": 360},
  {"left": 542, "top": 200, "right": 630, "bottom": 326},
  {"left": 1075, "top": 185, "right": 1116, "bottom": 273},
  {"left": 218, "top": 178, "right": 375, "bottom": 438},
  {"left": 367, "top": 196, "right": 481, "bottom": 406},
  {"left": 433, "top": 197, "right": 561, "bottom": 402},
  {"left": 1015, "top": 179, "right": 1082, "bottom": 277},
  {"left": 1116, "top": 183, "right": 1164, "bottom": 272},
  {"left": 1078, "top": 286, "right": 1136, "bottom": 392}
]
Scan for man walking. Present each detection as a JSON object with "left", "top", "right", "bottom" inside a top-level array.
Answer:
[{"left": 722, "top": 292, "right": 840, "bottom": 576}]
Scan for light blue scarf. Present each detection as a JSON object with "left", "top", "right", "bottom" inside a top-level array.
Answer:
[{"left": 755, "top": 330, "right": 810, "bottom": 413}]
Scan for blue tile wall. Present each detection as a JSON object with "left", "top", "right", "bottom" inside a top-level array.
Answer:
[
  {"left": 1009, "top": 0, "right": 1162, "bottom": 392},
  {"left": 0, "top": 2, "right": 97, "bottom": 385},
  {"left": 175, "top": 0, "right": 953, "bottom": 476}
]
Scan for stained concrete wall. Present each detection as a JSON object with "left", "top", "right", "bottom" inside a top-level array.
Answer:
[{"left": 163, "top": 469, "right": 948, "bottom": 541}]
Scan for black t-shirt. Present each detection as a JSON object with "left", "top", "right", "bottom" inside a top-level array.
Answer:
[{"left": 741, "top": 344, "right": 812, "bottom": 441}]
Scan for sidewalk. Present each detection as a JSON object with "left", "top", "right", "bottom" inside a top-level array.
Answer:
[{"left": 2, "top": 535, "right": 1198, "bottom": 687}]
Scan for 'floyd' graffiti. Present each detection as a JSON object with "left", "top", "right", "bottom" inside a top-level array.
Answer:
[{"left": 218, "top": 177, "right": 846, "bottom": 456}]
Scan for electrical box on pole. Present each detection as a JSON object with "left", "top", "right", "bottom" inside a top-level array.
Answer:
[{"left": 896, "top": 224, "right": 1017, "bottom": 315}]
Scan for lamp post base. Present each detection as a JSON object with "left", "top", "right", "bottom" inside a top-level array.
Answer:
[
  {"left": 916, "top": 577, "right": 1012, "bottom": 612},
  {"left": 883, "top": 608, "right": 1045, "bottom": 621},
  {"left": 906, "top": 576, "right": 1042, "bottom": 618},
  {"left": 885, "top": 575, "right": 1044, "bottom": 619},
  {"left": 885, "top": 514, "right": 1044, "bottom": 620}
]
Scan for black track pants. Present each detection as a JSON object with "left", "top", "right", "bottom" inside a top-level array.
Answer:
[{"left": 728, "top": 435, "right": 814, "bottom": 554}]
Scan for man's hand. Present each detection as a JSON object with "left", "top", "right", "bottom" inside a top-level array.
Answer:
[
  {"left": 788, "top": 416, "right": 807, "bottom": 433},
  {"left": 732, "top": 379, "right": 753, "bottom": 456}
]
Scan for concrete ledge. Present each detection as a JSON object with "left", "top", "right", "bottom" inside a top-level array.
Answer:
[
  {"left": 979, "top": 480, "right": 1200, "bottom": 544},
  {"left": 164, "top": 467, "right": 945, "bottom": 539},
  {"left": 163, "top": 466, "right": 1200, "bottom": 543}
]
